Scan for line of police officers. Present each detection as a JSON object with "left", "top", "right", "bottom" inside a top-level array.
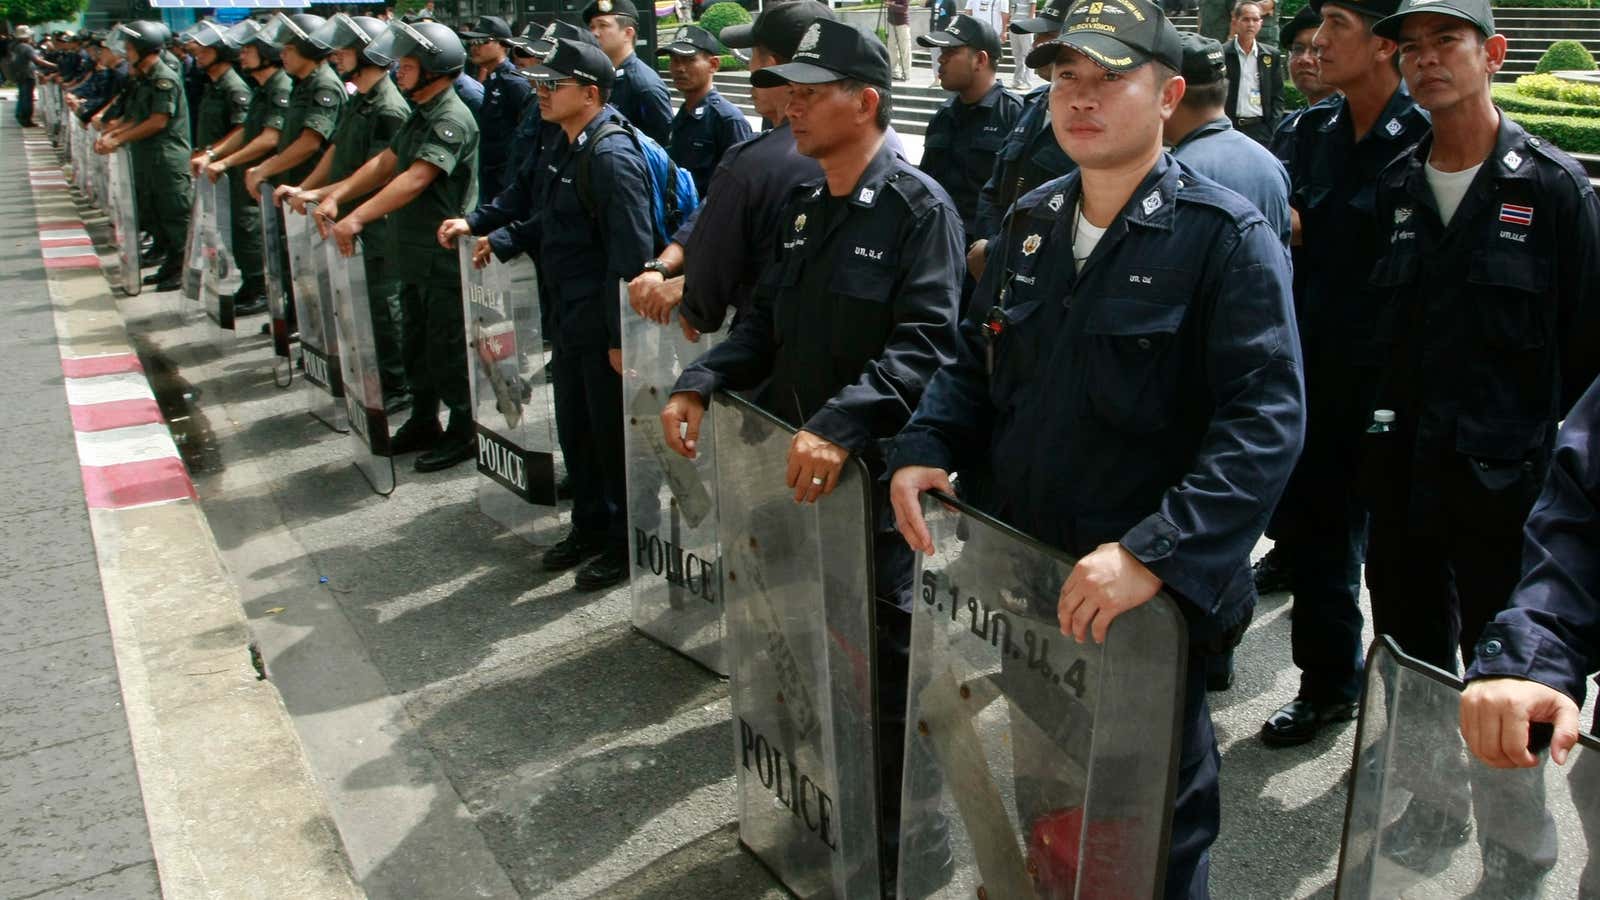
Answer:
[{"left": 55, "top": 0, "right": 1600, "bottom": 894}]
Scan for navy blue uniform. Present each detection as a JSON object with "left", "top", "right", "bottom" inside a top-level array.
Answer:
[
  {"left": 71, "top": 62, "right": 129, "bottom": 122},
  {"left": 1171, "top": 115, "right": 1291, "bottom": 246},
  {"left": 666, "top": 87, "right": 752, "bottom": 197},
  {"left": 474, "top": 56, "right": 533, "bottom": 205},
  {"left": 1363, "top": 114, "right": 1600, "bottom": 676},
  {"left": 1275, "top": 87, "right": 1428, "bottom": 705},
  {"left": 504, "top": 93, "right": 544, "bottom": 181},
  {"left": 973, "top": 83, "right": 1075, "bottom": 242},
  {"left": 525, "top": 106, "right": 655, "bottom": 545},
  {"left": 468, "top": 116, "right": 565, "bottom": 260},
  {"left": 920, "top": 81, "right": 1022, "bottom": 240},
  {"left": 607, "top": 52, "right": 673, "bottom": 145},
  {"left": 453, "top": 71, "right": 484, "bottom": 115},
  {"left": 891, "top": 155, "right": 1305, "bottom": 899}
]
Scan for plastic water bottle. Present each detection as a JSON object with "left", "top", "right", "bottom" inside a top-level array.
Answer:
[{"left": 1367, "top": 409, "right": 1396, "bottom": 434}]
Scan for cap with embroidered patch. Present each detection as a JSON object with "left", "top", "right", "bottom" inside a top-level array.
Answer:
[
  {"left": 1178, "top": 32, "right": 1226, "bottom": 85},
  {"left": 750, "top": 18, "right": 891, "bottom": 88},
  {"left": 459, "top": 15, "right": 512, "bottom": 40},
  {"left": 517, "top": 20, "right": 600, "bottom": 57},
  {"left": 582, "top": 0, "right": 640, "bottom": 23},
  {"left": 517, "top": 36, "right": 617, "bottom": 91},
  {"left": 1025, "top": 0, "right": 1184, "bottom": 72},
  {"left": 659, "top": 25, "right": 723, "bottom": 57},
  {"left": 1373, "top": 0, "right": 1494, "bottom": 39},
  {"left": 1311, "top": 0, "right": 1403, "bottom": 21},
  {"left": 1012, "top": 0, "right": 1071, "bottom": 33},
  {"left": 917, "top": 14, "right": 1002, "bottom": 62},
  {"left": 720, "top": 1, "right": 838, "bottom": 60}
]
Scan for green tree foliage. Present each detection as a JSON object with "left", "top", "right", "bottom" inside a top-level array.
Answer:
[
  {"left": 0, "top": 0, "right": 87, "bottom": 26},
  {"left": 698, "top": 1, "right": 751, "bottom": 41},
  {"left": 1536, "top": 39, "right": 1598, "bottom": 73}
]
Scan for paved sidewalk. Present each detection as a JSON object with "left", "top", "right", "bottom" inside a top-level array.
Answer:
[{"left": 0, "top": 117, "right": 163, "bottom": 900}]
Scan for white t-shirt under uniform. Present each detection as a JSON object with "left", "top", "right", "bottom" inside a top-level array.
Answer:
[{"left": 1425, "top": 160, "right": 1483, "bottom": 227}]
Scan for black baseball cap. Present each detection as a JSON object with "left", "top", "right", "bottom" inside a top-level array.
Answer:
[
  {"left": 1012, "top": 0, "right": 1071, "bottom": 33},
  {"left": 1280, "top": 6, "right": 1321, "bottom": 46},
  {"left": 1311, "top": 0, "right": 1403, "bottom": 20},
  {"left": 518, "top": 19, "right": 600, "bottom": 56},
  {"left": 917, "top": 14, "right": 1002, "bottom": 62},
  {"left": 1178, "top": 32, "right": 1225, "bottom": 85},
  {"left": 659, "top": 25, "right": 722, "bottom": 56},
  {"left": 459, "top": 15, "right": 512, "bottom": 40},
  {"left": 720, "top": 1, "right": 838, "bottom": 60},
  {"left": 750, "top": 17, "right": 891, "bottom": 88},
  {"left": 1374, "top": 0, "right": 1494, "bottom": 38},
  {"left": 519, "top": 35, "right": 617, "bottom": 91},
  {"left": 1025, "top": 0, "right": 1183, "bottom": 73},
  {"left": 582, "top": 0, "right": 640, "bottom": 23}
]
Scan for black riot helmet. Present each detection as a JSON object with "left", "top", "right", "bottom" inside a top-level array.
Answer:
[
  {"left": 313, "top": 14, "right": 388, "bottom": 78},
  {"left": 183, "top": 20, "right": 241, "bottom": 63},
  {"left": 259, "top": 12, "right": 334, "bottom": 59},
  {"left": 364, "top": 19, "right": 467, "bottom": 92},
  {"left": 113, "top": 21, "right": 171, "bottom": 58},
  {"left": 231, "top": 19, "right": 281, "bottom": 67}
]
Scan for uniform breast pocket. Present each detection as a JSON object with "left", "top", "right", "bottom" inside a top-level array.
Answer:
[
  {"left": 678, "top": 137, "right": 716, "bottom": 170},
  {"left": 1368, "top": 250, "right": 1419, "bottom": 346},
  {"left": 973, "top": 130, "right": 1006, "bottom": 155},
  {"left": 1467, "top": 251, "right": 1551, "bottom": 352},
  {"left": 1450, "top": 414, "right": 1552, "bottom": 533},
  {"left": 827, "top": 257, "right": 897, "bottom": 360},
  {"left": 1082, "top": 297, "right": 1189, "bottom": 434},
  {"left": 987, "top": 297, "right": 1047, "bottom": 407}
]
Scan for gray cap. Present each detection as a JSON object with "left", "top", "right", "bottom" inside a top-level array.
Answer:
[{"left": 1374, "top": 0, "right": 1494, "bottom": 39}]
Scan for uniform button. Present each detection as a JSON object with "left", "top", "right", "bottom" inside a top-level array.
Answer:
[
  {"left": 1477, "top": 460, "right": 1490, "bottom": 470},
  {"left": 1530, "top": 137, "right": 1542, "bottom": 147},
  {"left": 1482, "top": 638, "right": 1504, "bottom": 658},
  {"left": 1136, "top": 337, "right": 1152, "bottom": 350},
  {"left": 1152, "top": 538, "right": 1172, "bottom": 554}
]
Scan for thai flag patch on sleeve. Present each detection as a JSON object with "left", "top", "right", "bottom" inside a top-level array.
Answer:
[{"left": 1499, "top": 203, "right": 1534, "bottom": 226}]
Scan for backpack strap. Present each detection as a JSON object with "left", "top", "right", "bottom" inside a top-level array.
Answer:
[{"left": 575, "top": 120, "right": 630, "bottom": 224}]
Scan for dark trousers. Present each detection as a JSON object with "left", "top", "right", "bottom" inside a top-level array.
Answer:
[
  {"left": 549, "top": 346, "right": 626, "bottom": 544},
  {"left": 398, "top": 262, "right": 470, "bottom": 434},
  {"left": 1167, "top": 652, "right": 1222, "bottom": 899},
  {"left": 134, "top": 161, "right": 192, "bottom": 266},
  {"left": 365, "top": 253, "right": 408, "bottom": 403},
  {"left": 1277, "top": 467, "right": 1368, "bottom": 704},
  {"left": 226, "top": 169, "right": 264, "bottom": 291},
  {"left": 15, "top": 79, "right": 34, "bottom": 124}
]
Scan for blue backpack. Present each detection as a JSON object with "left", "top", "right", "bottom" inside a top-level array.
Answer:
[{"left": 576, "top": 120, "right": 699, "bottom": 251}]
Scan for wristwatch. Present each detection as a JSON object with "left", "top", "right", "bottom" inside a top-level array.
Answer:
[{"left": 642, "top": 258, "right": 671, "bottom": 277}]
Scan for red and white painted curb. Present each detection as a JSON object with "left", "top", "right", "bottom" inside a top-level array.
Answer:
[{"left": 23, "top": 138, "right": 198, "bottom": 510}]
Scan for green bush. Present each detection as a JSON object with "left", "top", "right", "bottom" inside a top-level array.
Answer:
[
  {"left": 1535, "top": 40, "right": 1597, "bottom": 74},
  {"left": 1284, "top": 83, "right": 1307, "bottom": 111},
  {"left": 698, "top": 1, "right": 753, "bottom": 42},
  {"left": 1503, "top": 109, "right": 1600, "bottom": 154},
  {"left": 656, "top": 52, "right": 748, "bottom": 72},
  {"left": 1495, "top": 82, "right": 1600, "bottom": 118},
  {"left": 1516, "top": 72, "right": 1600, "bottom": 105}
]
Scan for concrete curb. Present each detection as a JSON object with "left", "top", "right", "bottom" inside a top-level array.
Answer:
[{"left": 21, "top": 132, "right": 367, "bottom": 900}]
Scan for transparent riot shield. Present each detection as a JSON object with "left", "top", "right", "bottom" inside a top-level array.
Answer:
[
  {"left": 1335, "top": 636, "right": 1600, "bottom": 898},
  {"left": 92, "top": 142, "right": 109, "bottom": 209},
  {"left": 457, "top": 237, "right": 560, "bottom": 544},
  {"left": 622, "top": 289, "right": 726, "bottom": 675},
  {"left": 258, "top": 194, "right": 293, "bottom": 385},
  {"left": 289, "top": 204, "right": 346, "bottom": 431},
  {"left": 898, "top": 494, "right": 1187, "bottom": 899},
  {"left": 713, "top": 392, "right": 882, "bottom": 898},
  {"left": 107, "top": 146, "right": 140, "bottom": 297},
  {"left": 201, "top": 174, "right": 241, "bottom": 329},
  {"left": 181, "top": 178, "right": 206, "bottom": 303},
  {"left": 329, "top": 236, "right": 396, "bottom": 496}
]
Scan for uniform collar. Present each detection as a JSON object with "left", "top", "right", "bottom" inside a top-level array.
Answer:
[
  {"left": 572, "top": 104, "right": 623, "bottom": 148},
  {"left": 1320, "top": 84, "right": 1423, "bottom": 144},
  {"left": 1172, "top": 115, "right": 1233, "bottom": 152},
  {"left": 1122, "top": 153, "right": 1181, "bottom": 233},
  {"left": 494, "top": 57, "right": 517, "bottom": 76},
  {"left": 795, "top": 138, "right": 901, "bottom": 210},
  {"left": 963, "top": 80, "right": 1006, "bottom": 110},
  {"left": 1485, "top": 112, "right": 1542, "bottom": 181},
  {"left": 417, "top": 84, "right": 454, "bottom": 114}
]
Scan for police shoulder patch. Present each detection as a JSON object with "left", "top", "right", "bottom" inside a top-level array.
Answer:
[
  {"left": 231, "top": 90, "right": 250, "bottom": 105},
  {"left": 434, "top": 121, "right": 462, "bottom": 143},
  {"left": 274, "top": 93, "right": 290, "bottom": 107},
  {"left": 154, "top": 78, "right": 175, "bottom": 90},
  {"left": 315, "top": 88, "right": 339, "bottom": 108}
]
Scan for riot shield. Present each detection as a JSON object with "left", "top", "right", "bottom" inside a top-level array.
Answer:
[
  {"left": 712, "top": 392, "right": 882, "bottom": 899},
  {"left": 289, "top": 204, "right": 346, "bottom": 431},
  {"left": 259, "top": 194, "right": 294, "bottom": 385},
  {"left": 107, "top": 146, "right": 140, "bottom": 297},
  {"left": 457, "top": 237, "right": 560, "bottom": 544},
  {"left": 897, "top": 495, "right": 1186, "bottom": 899},
  {"left": 91, "top": 141, "right": 109, "bottom": 210},
  {"left": 201, "top": 174, "right": 242, "bottom": 329},
  {"left": 328, "top": 236, "right": 396, "bottom": 496},
  {"left": 622, "top": 290, "right": 726, "bottom": 674},
  {"left": 1335, "top": 637, "right": 1600, "bottom": 898},
  {"left": 181, "top": 178, "right": 206, "bottom": 303}
]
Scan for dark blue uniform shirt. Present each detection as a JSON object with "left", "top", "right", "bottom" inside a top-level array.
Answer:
[
  {"left": 474, "top": 56, "right": 533, "bottom": 204},
  {"left": 1171, "top": 115, "right": 1291, "bottom": 246},
  {"left": 467, "top": 113, "right": 566, "bottom": 259},
  {"left": 453, "top": 71, "right": 484, "bottom": 115},
  {"left": 71, "top": 62, "right": 128, "bottom": 121},
  {"left": 974, "top": 83, "right": 1075, "bottom": 242},
  {"left": 920, "top": 81, "right": 1022, "bottom": 240},
  {"left": 890, "top": 155, "right": 1306, "bottom": 642},
  {"left": 1468, "top": 374, "right": 1600, "bottom": 726},
  {"left": 667, "top": 87, "right": 752, "bottom": 197},
  {"left": 608, "top": 52, "right": 673, "bottom": 146},
  {"left": 504, "top": 93, "right": 544, "bottom": 181}
]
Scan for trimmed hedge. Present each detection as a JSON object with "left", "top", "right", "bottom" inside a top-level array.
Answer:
[
  {"left": 1535, "top": 39, "right": 1597, "bottom": 73},
  {"left": 699, "top": 1, "right": 752, "bottom": 41},
  {"left": 1495, "top": 82, "right": 1600, "bottom": 117},
  {"left": 657, "top": 53, "right": 748, "bottom": 71},
  {"left": 1516, "top": 71, "right": 1600, "bottom": 105},
  {"left": 1503, "top": 109, "right": 1600, "bottom": 153}
]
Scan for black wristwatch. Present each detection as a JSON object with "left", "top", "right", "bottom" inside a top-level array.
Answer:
[{"left": 642, "top": 258, "right": 672, "bottom": 277}]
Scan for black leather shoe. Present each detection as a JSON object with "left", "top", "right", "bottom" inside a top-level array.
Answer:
[
  {"left": 542, "top": 530, "right": 606, "bottom": 571},
  {"left": 1205, "top": 652, "right": 1235, "bottom": 692},
  {"left": 1380, "top": 800, "right": 1471, "bottom": 872},
  {"left": 388, "top": 419, "right": 441, "bottom": 455},
  {"left": 383, "top": 392, "right": 413, "bottom": 416},
  {"left": 153, "top": 272, "right": 182, "bottom": 292},
  {"left": 1252, "top": 546, "right": 1292, "bottom": 595},
  {"left": 140, "top": 251, "right": 167, "bottom": 270},
  {"left": 231, "top": 286, "right": 267, "bottom": 316},
  {"left": 574, "top": 545, "right": 629, "bottom": 591},
  {"left": 143, "top": 266, "right": 180, "bottom": 286},
  {"left": 414, "top": 435, "right": 475, "bottom": 473},
  {"left": 1260, "top": 697, "right": 1358, "bottom": 747}
]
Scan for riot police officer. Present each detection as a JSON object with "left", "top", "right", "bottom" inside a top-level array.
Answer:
[
  {"left": 245, "top": 14, "right": 344, "bottom": 201},
  {"left": 1261, "top": 0, "right": 1428, "bottom": 747},
  {"left": 659, "top": 25, "right": 752, "bottom": 196},
  {"left": 889, "top": 1, "right": 1304, "bottom": 894},
  {"left": 289, "top": 14, "right": 415, "bottom": 414},
  {"left": 584, "top": 0, "right": 674, "bottom": 144},
  {"left": 659, "top": 19, "right": 965, "bottom": 887},
  {"left": 458, "top": 16, "right": 530, "bottom": 205},
  {"left": 319, "top": 20, "right": 480, "bottom": 473},
  {"left": 67, "top": 33, "right": 128, "bottom": 124},
  {"left": 187, "top": 22, "right": 251, "bottom": 187},
  {"left": 205, "top": 21, "right": 290, "bottom": 315},
  {"left": 97, "top": 21, "right": 192, "bottom": 293}
]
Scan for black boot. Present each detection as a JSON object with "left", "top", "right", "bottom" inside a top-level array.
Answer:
[{"left": 574, "top": 543, "right": 629, "bottom": 591}]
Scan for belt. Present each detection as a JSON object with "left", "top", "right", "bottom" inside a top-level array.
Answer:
[{"left": 1236, "top": 116, "right": 1265, "bottom": 126}]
